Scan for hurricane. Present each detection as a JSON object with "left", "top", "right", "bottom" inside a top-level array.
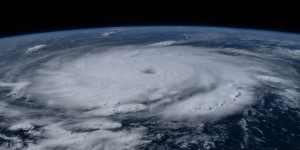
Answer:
[{"left": 0, "top": 27, "right": 300, "bottom": 149}]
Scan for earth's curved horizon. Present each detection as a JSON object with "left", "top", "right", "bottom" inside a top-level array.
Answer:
[{"left": 0, "top": 26, "right": 299, "bottom": 149}]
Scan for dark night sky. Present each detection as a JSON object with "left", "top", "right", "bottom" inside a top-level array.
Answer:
[{"left": 0, "top": 1, "right": 299, "bottom": 37}]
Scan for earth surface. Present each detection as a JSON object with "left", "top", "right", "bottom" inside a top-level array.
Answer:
[{"left": 0, "top": 26, "right": 300, "bottom": 150}]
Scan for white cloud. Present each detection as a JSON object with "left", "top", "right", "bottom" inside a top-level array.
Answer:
[
  {"left": 102, "top": 31, "right": 115, "bottom": 37},
  {"left": 151, "top": 40, "right": 177, "bottom": 46},
  {"left": 0, "top": 81, "right": 29, "bottom": 98},
  {"left": 25, "top": 45, "right": 46, "bottom": 54}
]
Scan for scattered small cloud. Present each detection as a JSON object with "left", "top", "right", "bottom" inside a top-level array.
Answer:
[
  {"left": 151, "top": 40, "right": 177, "bottom": 46},
  {"left": 102, "top": 31, "right": 115, "bottom": 37}
]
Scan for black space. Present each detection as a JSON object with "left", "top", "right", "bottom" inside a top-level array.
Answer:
[{"left": 0, "top": 1, "right": 299, "bottom": 37}]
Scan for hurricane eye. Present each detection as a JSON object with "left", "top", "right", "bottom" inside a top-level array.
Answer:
[{"left": 141, "top": 68, "right": 157, "bottom": 74}]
